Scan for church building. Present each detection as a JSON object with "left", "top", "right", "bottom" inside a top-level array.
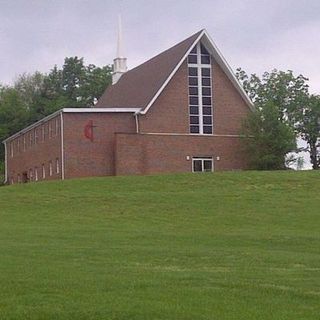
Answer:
[{"left": 3, "top": 29, "right": 253, "bottom": 184}]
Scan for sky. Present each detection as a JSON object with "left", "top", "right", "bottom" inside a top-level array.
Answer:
[
  {"left": 0, "top": 0, "right": 318, "bottom": 168},
  {"left": 1, "top": 0, "right": 319, "bottom": 93}
]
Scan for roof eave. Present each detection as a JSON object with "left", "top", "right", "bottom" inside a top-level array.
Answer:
[{"left": 2, "top": 107, "right": 142, "bottom": 143}]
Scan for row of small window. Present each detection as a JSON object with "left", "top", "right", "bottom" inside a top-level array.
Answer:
[
  {"left": 189, "top": 86, "right": 211, "bottom": 97},
  {"left": 12, "top": 159, "right": 60, "bottom": 184},
  {"left": 190, "top": 105, "right": 212, "bottom": 115},
  {"left": 189, "top": 96, "right": 212, "bottom": 106},
  {"left": 189, "top": 77, "right": 211, "bottom": 87},
  {"left": 190, "top": 115, "right": 213, "bottom": 125},
  {"left": 188, "top": 55, "right": 210, "bottom": 64},
  {"left": 9, "top": 118, "right": 60, "bottom": 158},
  {"left": 188, "top": 67, "right": 211, "bottom": 77},
  {"left": 190, "top": 125, "right": 213, "bottom": 134}
]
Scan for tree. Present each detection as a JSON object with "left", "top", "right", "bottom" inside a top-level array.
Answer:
[
  {"left": 292, "top": 95, "right": 320, "bottom": 169},
  {"left": 0, "top": 86, "right": 29, "bottom": 162},
  {"left": 242, "top": 100, "right": 296, "bottom": 170},
  {"left": 236, "top": 69, "right": 307, "bottom": 170},
  {"left": 0, "top": 57, "right": 112, "bottom": 178}
]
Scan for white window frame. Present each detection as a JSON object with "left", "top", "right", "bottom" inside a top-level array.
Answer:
[
  {"left": 56, "top": 158, "right": 60, "bottom": 174},
  {"left": 42, "top": 164, "right": 46, "bottom": 179},
  {"left": 192, "top": 157, "right": 214, "bottom": 172},
  {"left": 49, "top": 161, "right": 53, "bottom": 176},
  {"left": 188, "top": 42, "right": 213, "bottom": 135},
  {"left": 35, "top": 167, "right": 38, "bottom": 181}
]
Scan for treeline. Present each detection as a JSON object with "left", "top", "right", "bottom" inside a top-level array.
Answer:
[
  {"left": 0, "top": 57, "right": 112, "bottom": 170},
  {"left": 236, "top": 69, "right": 320, "bottom": 170}
]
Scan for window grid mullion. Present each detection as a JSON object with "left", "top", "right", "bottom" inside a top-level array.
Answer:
[{"left": 197, "top": 43, "right": 204, "bottom": 134}]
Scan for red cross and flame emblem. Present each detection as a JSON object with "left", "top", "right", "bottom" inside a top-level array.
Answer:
[{"left": 84, "top": 120, "right": 96, "bottom": 142}]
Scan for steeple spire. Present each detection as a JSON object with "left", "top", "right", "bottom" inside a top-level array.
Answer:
[{"left": 112, "top": 14, "right": 127, "bottom": 84}]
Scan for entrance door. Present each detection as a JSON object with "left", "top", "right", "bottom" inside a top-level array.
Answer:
[{"left": 192, "top": 157, "right": 213, "bottom": 172}]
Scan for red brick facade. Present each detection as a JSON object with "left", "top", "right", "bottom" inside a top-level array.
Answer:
[
  {"left": 63, "top": 112, "right": 135, "bottom": 179},
  {"left": 4, "top": 30, "right": 252, "bottom": 184},
  {"left": 115, "top": 133, "right": 248, "bottom": 175},
  {"left": 6, "top": 115, "right": 62, "bottom": 184}
]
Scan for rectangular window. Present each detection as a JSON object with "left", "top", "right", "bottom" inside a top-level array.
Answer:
[
  {"left": 189, "top": 96, "right": 199, "bottom": 105},
  {"left": 188, "top": 77, "right": 198, "bottom": 86},
  {"left": 189, "top": 87, "right": 198, "bottom": 95},
  {"left": 49, "top": 161, "right": 53, "bottom": 176},
  {"left": 10, "top": 143, "right": 13, "bottom": 157},
  {"left": 49, "top": 122, "right": 52, "bottom": 139},
  {"left": 42, "top": 164, "right": 46, "bottom": 179},
  {"left": 35, "top": 129, "right": 38, "bottom": 144},
  {"left": 55, "top": 118, "right": 59, "bottom": 136},
  {"left": 192, "top": 157, "right": 213, "bottom": 172},
  {"left": 190, "top": 116, "right": 199, "bottom": 124},
  {"left": 188, "top": 67, "right": 198, "bottom": 76},
  {"left": 188, "top": 54, "right": 197, "bottom": 64},
  {"left": 29, "top": 132, "right": 33, "bottom": 146},
  {"left": 35, "top": 167, "right": 38, "bottom": 181},
  {"left": 189, "top": 106, "right": 199, "bottom": 115},
  {"left": 56, "top": 158, "right": 60, "bottom": 174}
]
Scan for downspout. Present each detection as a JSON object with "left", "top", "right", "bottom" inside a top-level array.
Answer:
[
  {"left": 134, "top": 112, "right": 140, "bottom": 133},
  {"left": 4, "top": 141, "right": 8, "bottom": 184},
  {"left": 60, "top": 111, "right": 65, "bottom": 180}
]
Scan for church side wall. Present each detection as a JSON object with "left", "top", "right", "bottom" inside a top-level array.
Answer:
[
  {"left": 5, "top": 115, "right": 62, "bottom": 184},
  {"left": 63, "top": 112, "right": 136, "bottom": 179}
]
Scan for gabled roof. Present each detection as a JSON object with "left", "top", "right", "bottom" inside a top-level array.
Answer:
[{"left": 96, "top": 29, "right": 253, "bottom": 113}]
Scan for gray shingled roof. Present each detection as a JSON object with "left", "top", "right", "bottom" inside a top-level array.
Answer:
[{"left": 95, "top": 30, "right": 203, "bottom": 110}]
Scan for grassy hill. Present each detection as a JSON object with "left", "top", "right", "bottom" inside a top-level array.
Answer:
[{"left": 0, "top": 171, "right": 319, "bottom": 319}]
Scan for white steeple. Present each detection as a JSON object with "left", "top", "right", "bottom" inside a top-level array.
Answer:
[{"left": 112, "top": 15, "right": 127, "bottom": 84}]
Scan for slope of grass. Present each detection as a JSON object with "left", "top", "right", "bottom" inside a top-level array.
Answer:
[{"left": 0, "top": 171, "right": 319, "bottom": 319}]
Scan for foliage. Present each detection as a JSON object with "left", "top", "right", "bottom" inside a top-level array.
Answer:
[
  {"left": 236, "top": 69, "right": 310, "bottom": 170},
  {"left": 242, "top": 101, "right": 296, "bottom": 170},
  {"left": 291, "top": 94, "right": 320, "bottom": 169},
  {"left": 0, "top": 58, "right": 112, "bottom": 174},
  {"left": 236, "top": 68, "right": 309, "bottom": 120},
  {"left": 0, "top": 172, "right": 319, "bottom": 319},
  {"left": 0, "top": 86, "right": 29, "bottom": 163}
]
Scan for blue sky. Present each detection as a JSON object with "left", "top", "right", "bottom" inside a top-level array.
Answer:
[{"left": 1, "top": 0, "right": 319, "bottom": 94}]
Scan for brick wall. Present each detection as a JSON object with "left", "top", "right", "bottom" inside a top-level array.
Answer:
[
  {"left": 138, "top": 58, "right": 250, "bottom": 135},
  {"left": 115, "top": 133, "right": 249, "bottom": 175},
  {"left": 63, "top": 112, "right": 136, "bottom": 179},
  {"left": 6, "top": 115, "right": 62, "bottom": 183}
]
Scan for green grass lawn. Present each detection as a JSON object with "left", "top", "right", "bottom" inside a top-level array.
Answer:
[{"left": 0, "top": 171, "right": 319, "bottom": 319}]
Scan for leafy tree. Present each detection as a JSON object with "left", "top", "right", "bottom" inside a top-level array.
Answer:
[
  {"left": 236, "top": 69, "right": 307, "bottom": 169},
  {"left": 237, "top": 68, "right": 320, "bottom": 170},
  {"left": 0, "top": 86, "right": 29, "bottom": 162},
  {"left": 292, "top": 95, "right": 320, "bottom": 169},
  {"left": 242, "top": 100, "right": 296, "bottom": 170},
  {"left": 236, "top": 68, "right": 309, "bottom": 121},
  {"left": 0, "top": 57, "right": 112, "bottom": 177}
]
